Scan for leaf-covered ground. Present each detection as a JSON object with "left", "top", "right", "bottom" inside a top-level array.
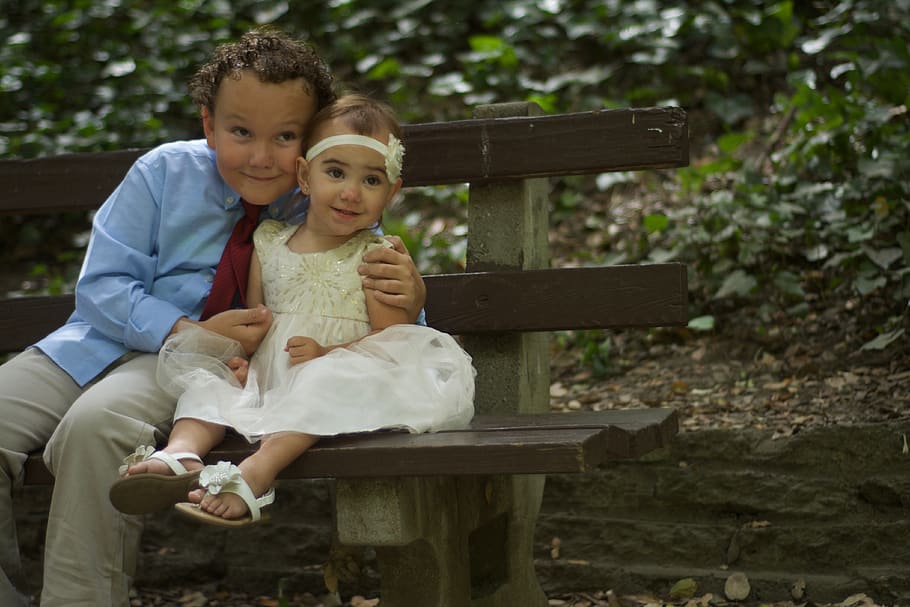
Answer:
[
  {"left": 117, "top": 256, "right": 908, "bottom": 606},
  {"left": 549, "top": 296, "right": 910, "bottom": 439},
  {"left": 121, "top": 584, "right": 894, "bottom": 606}
]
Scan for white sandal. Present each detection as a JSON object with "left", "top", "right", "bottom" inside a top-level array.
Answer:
[
  {"left": 174, "top": 460, "right": 275, "bottom": 527},
  {"left": 109, "top": 445, "right": 203, "bottom": 515}
]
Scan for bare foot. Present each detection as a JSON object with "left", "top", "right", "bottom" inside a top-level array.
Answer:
[{"left": 227, "top": 356, "right": 249, "bottom": 387}]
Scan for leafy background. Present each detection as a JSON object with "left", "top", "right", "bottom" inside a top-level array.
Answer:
[{"left": 1, "top": 0, "right": 908, "bottom": 357}]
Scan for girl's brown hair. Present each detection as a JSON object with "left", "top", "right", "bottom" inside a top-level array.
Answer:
[{"left": 304, "top": 94, "right": 402, "bottom": 150}]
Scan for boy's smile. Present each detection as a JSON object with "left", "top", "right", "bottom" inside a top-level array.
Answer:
[{"left": 203, "top": 71, "right": 316, "bottom": 206}]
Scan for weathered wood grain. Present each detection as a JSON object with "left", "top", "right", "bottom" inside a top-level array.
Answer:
[{"left": 0, "top": 107, "right": 688, "bottom": 214}]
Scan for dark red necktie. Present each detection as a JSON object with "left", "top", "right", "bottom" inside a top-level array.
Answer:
[{"left": 200, "top": 200, "right": 263, "bottom": 320}]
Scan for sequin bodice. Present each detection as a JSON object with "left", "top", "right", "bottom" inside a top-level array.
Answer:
[{"left": 253, "top": 220, "right": 388, "bottom": 322}]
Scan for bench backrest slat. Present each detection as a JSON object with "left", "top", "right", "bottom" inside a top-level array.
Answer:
[
  {"left": 1, "top": 102, "right": 689, "bottom": 380},
  {"left": 0, "top": 107, "right": 688, "bottom": 215},
  {"left": 0, "top": 263, "right": 687, "bottom": 354},
  {"left": 425, "top": 264, "right": 687, "bottom": 333}
]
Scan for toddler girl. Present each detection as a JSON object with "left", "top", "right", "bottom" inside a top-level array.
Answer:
[{"left": 110, "top": 95, "right": 475, "bottom": 526}]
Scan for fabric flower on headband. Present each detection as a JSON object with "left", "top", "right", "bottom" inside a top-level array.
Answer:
[
  {"left": 305, "top": 133, "right": 406, "bottom": 182},
  {"left": 384, "top": 134, "right": 404, "bottom": 182}
]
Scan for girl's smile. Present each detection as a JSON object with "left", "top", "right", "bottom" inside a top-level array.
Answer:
[{"left": 289, "top": 130, "right": 402, "bottom": 253}]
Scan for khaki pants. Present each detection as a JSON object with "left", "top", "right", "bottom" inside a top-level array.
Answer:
[{"left": 0, "top": 349, "right": 177, "bottom": 607}]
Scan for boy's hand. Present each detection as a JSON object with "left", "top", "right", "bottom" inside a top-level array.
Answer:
[
  {"left": 286, "top": 336, "right": 326, "bottom": 365},
  {"left": 358, "top": 235, "right": 426, "bottom": 322},
  {"left": 198, "top": 304, "right": 272, "bottom": 355}
]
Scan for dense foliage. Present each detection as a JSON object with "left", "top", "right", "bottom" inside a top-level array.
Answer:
[{"left": 2, "top": 0, "right": 908, "bottom": 350}]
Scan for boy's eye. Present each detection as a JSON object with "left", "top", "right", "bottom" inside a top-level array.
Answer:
[
  {"left": 276, "top": 132, "right": 298, "bottom": 143},
  {"left": 231, "top": 127, "right": 250, "bottom": 138}
]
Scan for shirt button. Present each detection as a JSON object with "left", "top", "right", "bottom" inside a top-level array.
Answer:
[{"left": 226, "top": 195, "right": 235, "bottom": 204}]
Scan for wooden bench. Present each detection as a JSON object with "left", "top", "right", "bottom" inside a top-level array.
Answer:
[{"left": 1, "top": 101, "right": 688, "bottom": 605}]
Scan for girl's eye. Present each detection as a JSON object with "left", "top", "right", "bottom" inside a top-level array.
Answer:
[
  {"left": 365, "top": 175, "right": 383, "bottom": 187},
  {"left": 327, "top": 168, "right": 344, "bottom": 179}
]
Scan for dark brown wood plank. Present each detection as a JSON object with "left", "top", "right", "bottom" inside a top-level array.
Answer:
[
  {"left": 22, "top": 428, "right": 603, "bottom": 485},
  {"left": 404, "top": 106, "right": 688, "bottom": 187},
  {"left": 0, "top": 294, "right": 74, "bottom": 354},
  {"left": 0, "top": 264, "right": 687, "bottom": 354},
  {"left": 0, "top": 149, "right": 143, "bottom": 215},
  {"left": 424, "top": 264, "right": 688, "bottom": 333},
  {"left": 271, "top": 427, "right": 610, "bottom": 478},
  {"left": 23, "top": 410, "right": 677, "bottom": 485},
  {"left": 0, "top": 107, "right": 688, "bottom": 215},
  {"left": 472, "top": 408, "right": 679, "bottom": 460}
]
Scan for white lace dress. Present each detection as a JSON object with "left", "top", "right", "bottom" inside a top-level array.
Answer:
[{"left": 157, "top": 220, "right": 476, "bottom": 441}]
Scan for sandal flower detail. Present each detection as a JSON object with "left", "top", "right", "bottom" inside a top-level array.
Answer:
[
  {"left": 198, "top": 460, "right": 240, "bottom": 496},
  {"left": 118, "top": 445, "right": 156, "bottom": 476},
  {"left": 175, "top": 460, "right": 275, "bottom": 527}
]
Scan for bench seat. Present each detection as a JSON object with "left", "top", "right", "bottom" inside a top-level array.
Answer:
[{"left": 23, "top": 408, "right": 677, "bottom": 484}]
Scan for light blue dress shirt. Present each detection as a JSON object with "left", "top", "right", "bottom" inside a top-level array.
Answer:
[{"left": 34, "top": 139, "right": 299, "bottom": 387}]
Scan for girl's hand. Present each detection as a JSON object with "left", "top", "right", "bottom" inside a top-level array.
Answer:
[
  {"left": 227, "top": 356, "right": 249, "bottom": 387},
  {"left": 285, "top": 336, "right": 326, "bottom": 365},
  {"left": 358, "top": 235, "right": 426, "bottom": 323}
]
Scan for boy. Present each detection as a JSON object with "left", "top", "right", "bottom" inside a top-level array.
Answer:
[{"left": 0, "top": 29, "right": 425, "bottom": 607}]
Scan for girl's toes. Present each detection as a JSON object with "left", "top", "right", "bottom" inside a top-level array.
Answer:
[
  {"left": 126, "top": 459, "right": 167, "bottom": 476},
  {"left": 125, "top": 462, "right": 148, "bottom": 475}
]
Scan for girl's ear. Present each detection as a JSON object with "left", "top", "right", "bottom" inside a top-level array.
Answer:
[
  {"left": 201, "top": 106, "right": 216, "bottom": 150},
  {"left": 385, "top": 177, "right": 403, "bottom": 205},
  {"left": 296, "top": 157, "right": 310, "bottom": 193}
]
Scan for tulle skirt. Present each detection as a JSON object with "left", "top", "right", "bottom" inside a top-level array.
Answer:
[{"left": 157, "top": 323, "right": 476, "bottom": 442}]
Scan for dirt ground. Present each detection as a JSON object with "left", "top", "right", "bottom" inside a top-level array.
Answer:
[
  {"left": 123, "top": 587, "right": 896, "bottom": 607},
  {"left": 122, "top": 298, "right": 909, "bottom": 606}
]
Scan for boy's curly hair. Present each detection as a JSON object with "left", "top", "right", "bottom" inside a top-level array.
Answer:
[{"left": 189, "top": 28, "right": 336, "bottom": 113}]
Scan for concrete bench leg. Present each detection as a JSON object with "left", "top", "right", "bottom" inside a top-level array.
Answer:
[{"left": 336, "top": 475, "right": 547, "bottom": 607}]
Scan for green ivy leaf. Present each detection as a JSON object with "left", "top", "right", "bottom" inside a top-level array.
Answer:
[
  {"left": 860, "top": 328, "right": 905, "bottom": 351},
  {"left": 863, "top": 246, "right": 903, "bottom": 270},
  {"left": 847, "top": 226, "right": 875, "bottom": 243},
  {"left": 854, "top": 274, "right": 887, "bottom": 296},
  {"left": 774, "top": 270, "right": 805, "bottom": 298},
  {"left": 643, "top": 213, "right": 669, "bottom": 234},
  {"left": 897, "top": 232, "right": 910, "bottom": 265},
  {"left": 687, "top": 315, "right": 715, "bottom": 331},
  {"left": 714, "top": 270, "right": 757, "bottom": 299}
]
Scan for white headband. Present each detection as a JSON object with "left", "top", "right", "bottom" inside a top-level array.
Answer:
[{"left": 305, "top": 133, "right": 404, "bottom": 182}]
